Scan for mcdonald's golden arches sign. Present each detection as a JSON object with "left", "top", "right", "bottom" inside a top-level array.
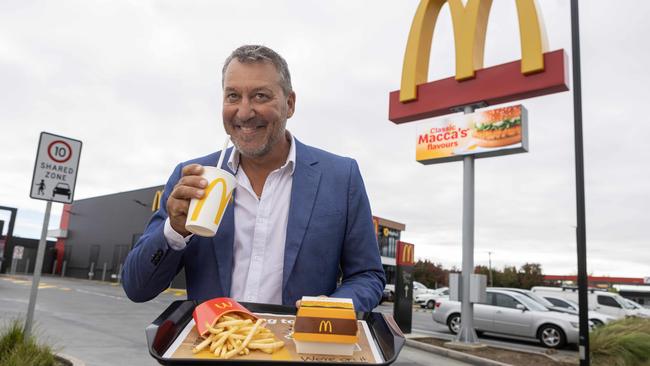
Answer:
[
  {"left": 389, "top": 0, "right": 568, "bottom": 124},
  {"left": 397, "top": 241, "right": 415, "bottom": 266}
]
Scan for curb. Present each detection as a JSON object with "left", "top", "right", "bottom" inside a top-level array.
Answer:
[
  {"left": 405, "top": 339, "right": 513, "bottom": 366},
  {"left": 56, "top": 353, "right": 86, "bottom": 366}
]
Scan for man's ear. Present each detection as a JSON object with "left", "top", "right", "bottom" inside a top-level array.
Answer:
[{"left": 286, "top": 91, "right": 296, "bottom": 119}]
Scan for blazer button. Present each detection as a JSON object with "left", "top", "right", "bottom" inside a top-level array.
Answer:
[{"left": 151, "top": 249, "right": 163, "bottom": 265}]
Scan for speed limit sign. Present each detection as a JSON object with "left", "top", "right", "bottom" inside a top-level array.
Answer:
[{"left": 30, "top": 132, "right": 82, "bottom": 204}]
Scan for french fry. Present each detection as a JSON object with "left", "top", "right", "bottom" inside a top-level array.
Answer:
[
  {"left": 192, "top": 334, "right": 213, "bottom": 354},
  {"left": 196, "top": 313, "right": 284, "bottom": 359}
]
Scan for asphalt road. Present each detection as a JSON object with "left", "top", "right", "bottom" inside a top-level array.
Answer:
[{"left": 0, "top": 275, "right": 469, "bottom": 366}]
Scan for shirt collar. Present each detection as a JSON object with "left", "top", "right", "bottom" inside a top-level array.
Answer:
[{"left": 227, "top": 131, "right": 296, "bottom": 175}]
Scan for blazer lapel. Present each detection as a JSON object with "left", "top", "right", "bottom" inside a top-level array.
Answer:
[
  {"left": 212, "top": 147, "right": 236, "bottom": 296},
  {"left": 283, "top": 141, "right": 321, "bottom": 290}
]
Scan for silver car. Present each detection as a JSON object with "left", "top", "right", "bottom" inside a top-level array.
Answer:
[{"left": 432, "top": 289, "right": 580, "bottom": 348}]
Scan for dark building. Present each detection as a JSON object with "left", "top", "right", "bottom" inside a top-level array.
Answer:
[
  {"left": 55, "top": 185, "right": 186, "bottom": 287},
  {"left": 0, "top": 235, "right": 56, "bottom": 274},
  {"left": 373, "top": 216, "right": 406, "bottom": 286}
]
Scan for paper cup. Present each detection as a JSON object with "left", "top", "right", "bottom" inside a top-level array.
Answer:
[{"left": 185, "top": 166, "right": 236, "bottom": 237}]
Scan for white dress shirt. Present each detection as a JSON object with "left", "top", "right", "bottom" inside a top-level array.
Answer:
[{"left": 164, "top": 135, "right": 296, "bottom": 305}]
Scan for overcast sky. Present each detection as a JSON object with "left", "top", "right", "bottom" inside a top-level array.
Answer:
[{"left": 1, "top": 1, "right": 649, "bottom": 278}]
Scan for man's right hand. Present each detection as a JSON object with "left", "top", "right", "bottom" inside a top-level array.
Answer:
[{"left": 167, "top": 164, "right": 208, "bottom": 236}]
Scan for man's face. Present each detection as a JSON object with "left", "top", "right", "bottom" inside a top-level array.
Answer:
[{"left": 222, "top": 60, "right": 295, "bottom": 158}]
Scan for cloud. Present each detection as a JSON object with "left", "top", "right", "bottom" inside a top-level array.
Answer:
[{"left": 1, "top": 0, "right": 649, "bottom": 278}]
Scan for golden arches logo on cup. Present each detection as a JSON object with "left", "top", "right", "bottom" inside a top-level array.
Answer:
[
  {"left": 185, "top": 166, "right": 237, "bottom": 237},
  {"left": 151, "top": 190, "right": 163, "bottom": 212},
  {"left": 318, "top": 320, "right": 333, "bottom": 333}
]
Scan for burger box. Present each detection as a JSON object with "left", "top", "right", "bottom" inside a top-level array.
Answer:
[
  {"left": 293, "top": 297, "right": 358, "bottom": 356},
  {"left": 145, "top": 300, "right": 405, "bottom": 365}
]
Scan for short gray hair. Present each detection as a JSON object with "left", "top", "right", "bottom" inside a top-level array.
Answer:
[{"left": 222, "top": 45, "right": 293, "bottom": 95}]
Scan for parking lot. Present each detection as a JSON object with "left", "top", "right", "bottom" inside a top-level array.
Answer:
[{"left": 0, "top": 275, "right": 473, "bottom": 366}]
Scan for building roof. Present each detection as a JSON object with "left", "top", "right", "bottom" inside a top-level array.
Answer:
[{"left": 373, "top": 216, "right": 405, "bottom": 231}]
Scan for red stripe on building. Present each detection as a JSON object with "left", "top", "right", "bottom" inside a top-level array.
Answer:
[{"left": 544, "top": 275, "right": 644, "bottom": 284}]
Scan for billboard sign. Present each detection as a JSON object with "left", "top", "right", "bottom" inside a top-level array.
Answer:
[
  {"left": 30, "top": 132, "right": 82, "bottom": 204},
  {"left": 389, "top": 0, "right": 568, "bottom": 123},
  {"left": 416, "top": 105, "right": 528, "bottom": 164}
]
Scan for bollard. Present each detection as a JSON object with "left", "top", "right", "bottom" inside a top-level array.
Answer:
[
  {"left": 52, "top": 259, "right": 58, "bottom": 275},
  {"left": 61, "top": 260, "right": 67, "bottom": 277},
  {"left": 117, "top": 263, "right": 123, "bottom": 285},
  {"left": 88, "top": 262, "right": 95, "bottom": 280},
  {"left": 101, "top": 262, "right": 107, "bottom": 282},
  {"left": 24, "top": 259, "right": 30, "bottom": 274}
]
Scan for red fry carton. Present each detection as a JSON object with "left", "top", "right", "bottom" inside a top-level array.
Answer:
[{"left": 193, "top": 297, "right": 258, "bottom": 338}]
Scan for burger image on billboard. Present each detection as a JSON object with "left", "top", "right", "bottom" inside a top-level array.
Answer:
[{"left": 472, "top": 105, "right": 522, "bottom": 148}]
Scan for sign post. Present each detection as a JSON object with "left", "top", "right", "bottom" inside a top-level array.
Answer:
[
  {"left": 394, "top": 241, "right": 415, "bottom": 333},
  {"left": 25, "top": 132, "right": 82, "bottom": 338},
  {"left": 570, "top": 1, "right": 590, "bottom": 364}
]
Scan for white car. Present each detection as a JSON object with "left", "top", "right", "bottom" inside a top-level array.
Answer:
[
  {"left": 531, "top": 286, "right": 638, "bottom": 319},
  {"left": 415, "top": 287, "right": 449, "bottom": 309},
  {"left": 412, "top": 281, "right": 435, "bottom": 298},
  {"left": 623, "top": 298, "right": 650, "bottom": 318},
  {"left": 432, "top": 289, "right": 581, "bottom": 348}
]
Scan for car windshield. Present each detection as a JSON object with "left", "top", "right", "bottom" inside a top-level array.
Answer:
[
  {"left": 563, "top": 298, "right": 580, "bottom": 309},
  {"left": 618, "top": 296, "right": 636, "bottom": 309},
  {"left": 522, "top": 291, "right": 556, "bottom": 308}
]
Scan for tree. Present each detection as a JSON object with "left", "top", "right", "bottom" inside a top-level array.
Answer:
[
  {"left": 413, "top": 260, "right": 448, "bottom": 288},
  {"left": 497, "top": 266, "right": 520, "bottom": 288},
  {"left": 519, "top": 263, "right": 544, "bottom": 289}
]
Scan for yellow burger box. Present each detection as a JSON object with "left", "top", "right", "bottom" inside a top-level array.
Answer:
[{"left": 293, "top": 297, "right": 359, "bottom": 356}]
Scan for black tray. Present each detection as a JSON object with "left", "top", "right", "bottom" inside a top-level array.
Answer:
[{"left": 146, "top": 300, "right": 405, "bottom": 365}]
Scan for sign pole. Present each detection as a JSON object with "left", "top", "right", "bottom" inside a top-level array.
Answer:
[
  {"left": 570, "top": 1, "right": 589, "bottom": 364},
  {"left": 456, "top": 105, "right": 479, "bottom": 344},
  {"left": 24, "top": 200, "right": 52, "bottom": 338}
]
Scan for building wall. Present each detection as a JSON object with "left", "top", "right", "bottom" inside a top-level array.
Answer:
[
  {"left": 0, "top": 236, "right": 56, "bottom": 274},
  {"left": 373, "top": 216, "right": 405, "bottom": 286},
  {"left": 63, "top": 186, "right": 185, "bottom": 286}
]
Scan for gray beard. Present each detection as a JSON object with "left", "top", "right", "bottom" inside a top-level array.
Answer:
[{"left": 233, "top": 126, "right": 285, "bottom": 158}]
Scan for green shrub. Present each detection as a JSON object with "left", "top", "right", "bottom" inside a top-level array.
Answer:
[
  {"left": 590, "top": 317, "right": 650, "bottom": 366},
  {"left": 0, "top": 319, "right": 57, "bottom": 366}
]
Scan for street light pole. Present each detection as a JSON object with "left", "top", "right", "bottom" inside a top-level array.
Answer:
[
  {"left": 488, "top": 251, "right": 493, "bottom": 287},
  {"left": 570, "top": 1, "right": 590, "bottom": 365}
]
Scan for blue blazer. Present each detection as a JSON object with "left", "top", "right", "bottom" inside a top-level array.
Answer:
[{"left": 122, "top": 139, "right": 386, "bottom": 312}]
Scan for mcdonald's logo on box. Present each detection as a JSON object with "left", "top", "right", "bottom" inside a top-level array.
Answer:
[
  {"left": 389, "top": 0, "right": 569, "bottom": 124},
  {"left": 398, "top": 242, "right": 415, "bottom": 266}
]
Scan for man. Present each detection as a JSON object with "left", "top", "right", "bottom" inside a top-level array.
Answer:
[{"left": 122, "top": 45, "right": 385, "bottom": 312}]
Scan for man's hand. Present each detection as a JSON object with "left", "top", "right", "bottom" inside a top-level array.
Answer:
[
  {"left": 295, "top": 295, "right": 328, "bottom": 308},
  {"left": 167, "top": 164, "right": 208, "bottom": 236}
]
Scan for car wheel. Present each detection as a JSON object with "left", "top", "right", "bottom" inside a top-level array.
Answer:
[
  {"left": 538, "top": 324, "right": 566, "bottom": 348},
  {"left": 447, "top": 313, "right": 461, "bottom": 334},
  {"left": 426, "top": 300, "right": 435, "bottom": 309},
  {"left": 590, "top": 319, "right": 604, "bottom": 327}
]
